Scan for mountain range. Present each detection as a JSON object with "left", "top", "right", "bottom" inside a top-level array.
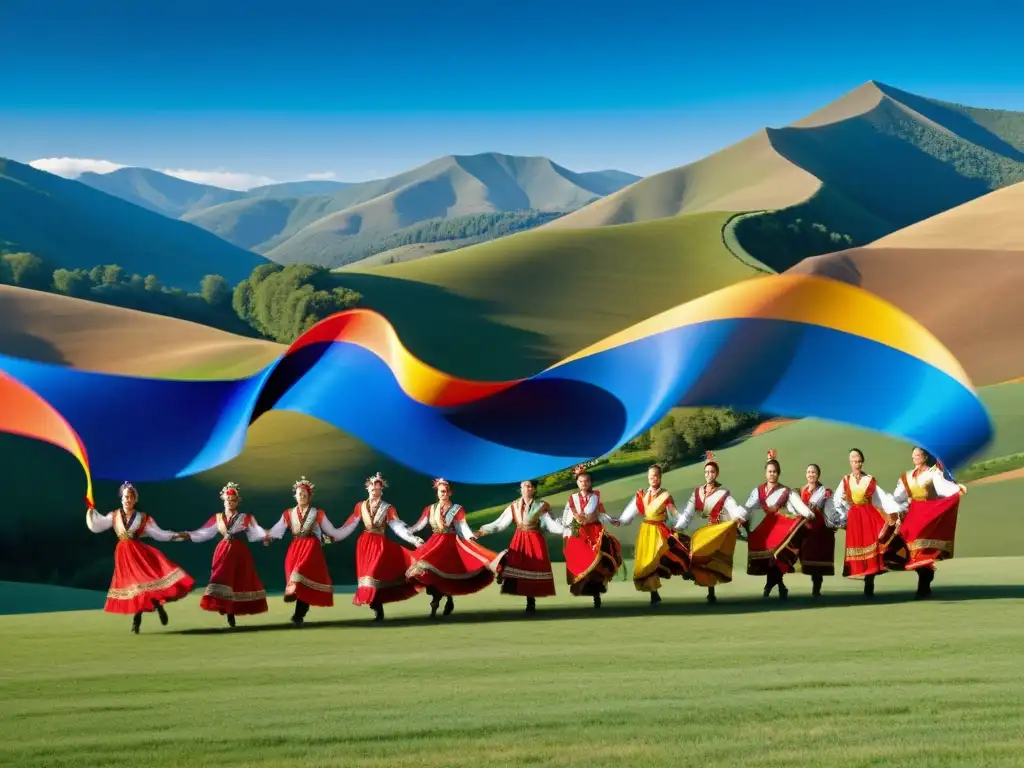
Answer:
[{"left": 76, "top": 154, "right": 642, "bottom": 267}]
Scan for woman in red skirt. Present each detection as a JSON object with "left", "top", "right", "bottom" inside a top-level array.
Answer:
[
  {"left": 474, "top": 479, "right": 565, "bottom": 614},
  {"left": 798, "top": 464, "right": 842, "bottom": 597},
  {"left": 559, "top": 465, "right": 623, "bottom": 609},
  {"left": 831, "top": 448, "right": 904, "bottom": 598},
  {"left": 332, "top": 472, "right": 424, "bottom": 621},
  {"left": 184, "top": 482, "right": 270, "bottom": 627},
  {"left": 889, "top": 446, "right": 966, "bottom": 599},
  {"left": 265, "top": 476, "right": 345, "bottom": 627},
  {"left": 406, "top": 478, "right": 501, "bottom": 618},
  {"left": 742, "top": 450, "right": 815, "bottom": 600},
  {"left": 85, "top": 481, "right": 194, "bottom": 634}
]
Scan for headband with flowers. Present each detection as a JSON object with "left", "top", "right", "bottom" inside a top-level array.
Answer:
[
  {"left": 293, "top": 476, "right": 315, "bottom": 494},
  {"left": 365, "top": 472, "right": 387, "bottom": 490},
  {"left": 220, "top": 481, "right": 241, "bottom": 499},
  {"left": 432, "top": 478, "right": 450, "bottom": 489}
]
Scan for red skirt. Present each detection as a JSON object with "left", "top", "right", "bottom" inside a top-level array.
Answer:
[
  {"left": 563, "top": 522, "right": 623, "bottom": 596},
  {"left": 406, "top": 533, "right": 499, "bottom": 595},
  {"left": 746, "top": 513, "right": 807, "bottom": 575},
  {"left": 899, "top": 495, "right": 960, "bottom": 570},
  {"left": 843, "top": 504, "right": 900, "bottom": 578},
  {"left": 199, "top": 538, "right": 268, "bottom": 615},
  {"left": 799, "top": 518, "right": 836, "bottom": 577},
  {"left": 353, "top": 531, "right": 421, "bottom": 606},
  {"left": 284, "top": 537, "right": 333, "bottom": 607},
  {"left": 105, "top": 539, "right": 194, "bottom": 614},
  {"left": 496, "top": 529, "right": 556, "bottom": 597}
]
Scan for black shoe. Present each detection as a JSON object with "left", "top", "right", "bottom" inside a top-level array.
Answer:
[
  {"left": 593, "top": 593, "right": 602, "bottom": 609},
  {"left": 227, "top": 614, "right": 236, "bottom": 628},
  {"left": 443, "top": 596, "right": 455, "bottom": 616},
  {"left": 706, "top": 587, "right": 717, "bottom": 603},
  {"left": 429, "top": 596, "right": 441, "bottom": 619},
  {"left": 155, "top": 602, "right": 169, "bottom": 626},
  {"left": 372, "top": 603, "right": 384, "bottom": 621},
  {"left": 864, "top": 575, "right": 875, "bottom": 599},
  {"left": 915, "top": 569, "right": 934, "bottom": 599},
  {"left": 525, "top": 597, "right": 536, "bottom": 613},
  {"left": 131, "top": 613, "right": 142, "bottom": 634},
  {"left": 778, "top": 581, "right": 789, "bottom": 600},
  {"left": 650, "top": 590, "right": 662, "bottom": 606},
  {"left": 811, "top": 576, "right": 823, "bottom": 598}
]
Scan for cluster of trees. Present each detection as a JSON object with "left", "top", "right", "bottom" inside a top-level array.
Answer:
[
  {"left": 327, "top": 209, "right": 566, "bottom": 267},
  {"left": 1, "top": 251, "right": 363, "bottom": 344},
  {"left": 734, "top": 212, "right": 856, "bottom": 272},
  {"left": 232, "top": 263, "right": 362, "bottom": 343}
]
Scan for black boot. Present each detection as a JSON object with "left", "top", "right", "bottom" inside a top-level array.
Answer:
[
  {"left": 428, "top": 588, "right": 441, "bottom": 619},
  {"left": 291, "top": 599, "right": 309, "bottom": 627},
  {"left": 525, "top": 597, "right": 536, "bottom": 613},
  {"left": 706, "top": 586, "right": 717, "bottom": 603},
  {"left": 131, "top": 613, "right": 142, "bottom": 634},
  {"left": 154, "top": 600, "right": 169, "bottom": 626},
  {"left": 864, "top": 575, "right": 875, "bottom": 599},
  {"left": 811, "top": 575, "right": 823, "bottom": 597},
  {"left": 443, "top": 595, "right": 455, "bottom": 616},
  {"left": 593, "top": 592, "right": 602, "bottom": 609},
  {"left": 371, "top": 601, "right": 384, "bottom": 621},
  {"left": 777, "top": 571, "right": 789, "bottom": 600},
  {"left": 226, "top": 614, "right": 236, "bottom": 628},
  {"left": 763, "top": 568, "right": 778, "bottom": 598},
  {"left": 650, "top": 590, "right": 662, "bottom": 606},
  {"left": 915, "top": 569, "right": 934, "bottom": 599}
]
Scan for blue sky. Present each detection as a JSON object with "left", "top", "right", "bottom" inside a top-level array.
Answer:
[{"left": 2, "top": 0, "right": 1022, "bottom": 188}]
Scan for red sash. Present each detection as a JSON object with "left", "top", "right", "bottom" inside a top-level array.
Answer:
[
  {"left": 695, "top": 486, "right": 728, "bottom": 524},
  {"left": 758, "top": 484, "right": 790, "bottom": 514}
]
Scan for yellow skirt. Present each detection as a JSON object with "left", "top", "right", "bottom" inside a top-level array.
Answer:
[
  {"left": 688, "top": 521, "right": 737, "bottom": 587},
  {"left": 633, "top": 521, "right": 690, "bottom": 592}
]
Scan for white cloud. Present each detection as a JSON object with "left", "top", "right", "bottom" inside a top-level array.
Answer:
[
  {"left": 29, "top": 157, "right": 126, "bottom": 177},
  {"left": 304, "top": 171, "right": 337, "bottom": 180},
  {"left": 158, "top": 168, "right": 278, "bottom": 190}
]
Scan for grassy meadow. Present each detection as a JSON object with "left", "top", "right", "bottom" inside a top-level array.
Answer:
[{"left": 1, "top": 558, "right": 1022, "bottom": 767}]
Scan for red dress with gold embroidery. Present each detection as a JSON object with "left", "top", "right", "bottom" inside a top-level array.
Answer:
[{"left": 562, "top": 490, "right": 623, "bottom": 596}]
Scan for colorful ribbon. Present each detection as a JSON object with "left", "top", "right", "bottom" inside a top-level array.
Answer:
[{"left": 0, "top": 274, "right": 993, "bottom": 496}]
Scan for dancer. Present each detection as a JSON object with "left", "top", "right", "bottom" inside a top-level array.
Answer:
[
  {"left": 798, "top": 464, "right": 842, "bottom": 597},
  {"left": 406, "top": 478, "right": 501, "bottom": 618},
  {"left": 612, "top": 464, "right": 690, "bottom": 605},
  {"left": 332, "top": 472, "right": 424, "bottom": 621},
  {"left": 890, "top": 446, "right": 966, "bottom": 599},
  {"left": 561, "top": 465, "right": 623, "bottom": 608},
  {"left": 183, "top": 482, "right": 269, "bottom": 627},
  {"left": 742, "top": 449, "right": 815, "bottom": 600},
  {"left": 674, "top": 451, "right": 748, "bottom": 603},
  {"left": 474, "top": 479, "right": 565, "bottom": 613},
  {"left": 830, "top": 449, "right": 903, "bottom": 598},
  {"left": 85, "top": 481, "right": 194, "bottom": 634},
  {"left": 264, "top": 476, "right": 344, "bottom": 627}
]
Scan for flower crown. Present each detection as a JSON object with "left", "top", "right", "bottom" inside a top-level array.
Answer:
[
  {"left": 704, "top": 451, "right": 716, "bottom": 463},
  {"left": 572, "top": 464, "right": 590, "bottom": 478},
  {"left": 365, "top": 472, "right": 387, "bottom": 490},
  {"left": 119, "top": 481, "right": 136, "bottom": 496},
  {"left": 766, "top": 448, "right": 777, "bottom": 460},
  {"left": 220, "top": 481, "right": 240, "bottom": 499},
  {"left": 432, "top": 478, "right": 450, "bottom": 489},
  {"left": 293, "top": 476, "right": 315, "bottom": 493}
]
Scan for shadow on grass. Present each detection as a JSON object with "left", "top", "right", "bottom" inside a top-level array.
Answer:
[{"left": 170, "top": 582, "right": 1024, "bottom": 635}]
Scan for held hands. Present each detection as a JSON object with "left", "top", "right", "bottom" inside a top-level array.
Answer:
[
  {"left": 958, "top": 484, "right": 967, "bottom": 496},
  {"left": 263, "top": 535, "right": 273, "bottom": 547},
  {"left": 173, "top": 532, "right": 191, "bottom": 542}
]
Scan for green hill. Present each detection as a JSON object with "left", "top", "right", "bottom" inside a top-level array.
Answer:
[
  {"left": 548, "top": 81, "right": 1024, "bottom": 272},
  {"left": 0, "top": 159, "right": 269, "bottom": 288}
]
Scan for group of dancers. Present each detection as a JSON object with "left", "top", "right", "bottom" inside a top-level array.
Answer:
[{"left": 84, "top": 445, "right": 966, "bottom": 633}]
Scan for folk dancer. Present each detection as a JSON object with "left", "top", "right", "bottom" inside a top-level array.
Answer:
[
  {"left": 611, "top": 464, "right": 690, "bottom": 606},
  {"left": 798, "top": 464, "right": 843, "bottom": 597},
  {"left": 674, "top": 451, "right": 748, "bottom": 603},
  {"left": 85, "top": 481, "right": 194, "bottom": 633},
  {"left": 183, "top": 482, "right": 270, "bottom": 627},
  {"left": 561, "top": 465, "right": 623, "bottom": 608},
  {"left": 830, "top": 449, "right": 904, "bottom": 598},
  {"left": 406, "top": 479, "right": 501, "bottom": 618},
  {"left": 265, "top": 476, "right": 345, "bottom": 627},
  {"left": 890, "top": 446, "right": 967, "bottom": 599},
  {"left": 332, "top": 472, "right": 424, "bottom": 621},
  {"left": 742, "top": 450, "right": 815, "bottom": 600},
  {"left": 474, "top": 479, "right": 565, "bottom": 613}
]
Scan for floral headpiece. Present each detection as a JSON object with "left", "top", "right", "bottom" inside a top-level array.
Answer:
[
  {"left": 432, "top": 478, "right": 450, "bottom": 489},
  {"left": 220, "top": 482, "right": 240, "bottom": 499},
  {"left": 365, "top": 472, "right": 387, "bottom": 490},
  {"left": 572, "top": 464, "right": 590, "bottom": 478},
  {"left": 704, "top": 451, "right": 716, "bottom": 465},
  {"left": 293, "top": 476, "right": 315, "bottom": 494},
  {"left": 119, "top": 481, "right": 137, "bottom": 497},
  {"left": 766, "top": 448, "right": 777, "bottom": 460}
]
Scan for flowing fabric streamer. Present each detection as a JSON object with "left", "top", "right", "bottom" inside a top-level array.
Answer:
[{"left": 0, "top": 275, "right": 993, "bottom": 496}]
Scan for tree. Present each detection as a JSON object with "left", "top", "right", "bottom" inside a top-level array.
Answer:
[
  {"left": 52, "top": 268, "right": 91, "bottom": 298},
  {"left": 2, "top": 252, "right": 49, "bottom": 290},
  {"left": 102, "top": 264, "right": 124, "bottom": 286},
  {"left": 200, "top": 274, "right": 230, "bottom": 307},
  {"left": 144, "top": 274, "right": 162, "bottom": 292}
]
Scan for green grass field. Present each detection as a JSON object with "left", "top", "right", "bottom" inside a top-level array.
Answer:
[{"left": 1, "top": 557, "right": 1022, "bottom": 767}]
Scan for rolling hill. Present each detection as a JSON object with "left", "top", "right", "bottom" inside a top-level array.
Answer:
[
  {"left": 545, "top": 81, "right": 1024, "bottom": 272},
  {"left": 80, "top": 154, "right": 640, "bottom": 268},
  {"left": 0, "top": 158, "right": 269, "bottom": 288},
  {"left": 788, "top": 182, "right": 1024, "bottom": 386}
]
